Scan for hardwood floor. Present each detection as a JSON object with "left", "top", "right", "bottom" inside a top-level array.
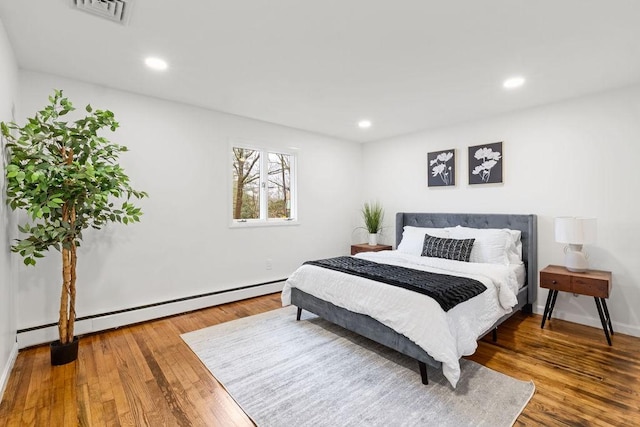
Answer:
[{"left": 1, "top": 293, "right": 639, "bottom": 426}]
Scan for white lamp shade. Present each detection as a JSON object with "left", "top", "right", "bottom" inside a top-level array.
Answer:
[{"left": 555, "top": 217, "right": 597, "bottom": 244}]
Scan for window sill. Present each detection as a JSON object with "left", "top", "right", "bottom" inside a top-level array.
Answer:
[{"left": 229, "top": 220, "right": 300, "bottom": 229}]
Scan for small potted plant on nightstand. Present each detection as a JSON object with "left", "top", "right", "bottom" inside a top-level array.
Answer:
[{"left": 361, "top": 201, "right": 384, "bottom": 246}]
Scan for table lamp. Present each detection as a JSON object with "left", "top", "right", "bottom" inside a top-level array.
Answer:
[{"left": 554, "top": 217, "right": 597, "bottom": 272}]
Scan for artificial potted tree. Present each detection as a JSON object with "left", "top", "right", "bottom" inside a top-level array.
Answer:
[
  {"left": 1, "top": 90, "right": 147, "bottom": 365},
  {"left": 361, "top": 201, "right": 384, "bottom": 246}
]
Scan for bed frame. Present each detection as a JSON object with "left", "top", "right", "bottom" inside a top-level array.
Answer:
[{"left": 291, "top": 212, "right": 537, "bottom": 384}]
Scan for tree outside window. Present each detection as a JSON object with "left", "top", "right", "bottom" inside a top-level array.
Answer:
[
  {"left": 268, "top": 153, "right": 291, "bottom": 219},
  {"left": 232, "top": 148, "right": 260, "bottom": 219},
  {"left": 232, "top": 146, "right": 295, "bottom": 222}
]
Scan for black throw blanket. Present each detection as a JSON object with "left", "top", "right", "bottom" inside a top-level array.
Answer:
[{"left": 304, "top": 256, "right": 487, "bottom": 312}]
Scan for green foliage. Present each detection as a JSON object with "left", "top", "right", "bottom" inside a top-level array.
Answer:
[
  {"left": 361, "top": 201, "right": 384, "bottom": 234},
  {"left": 1, "top": 89, "right": 148, "bottom": 266},
  {"left": 268, "top": 198, "right": 288, "bottom": 218}
]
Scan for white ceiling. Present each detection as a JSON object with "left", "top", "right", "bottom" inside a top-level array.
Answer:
[{"left": 1, "top": 0, "right": 639, "bottom": 142}]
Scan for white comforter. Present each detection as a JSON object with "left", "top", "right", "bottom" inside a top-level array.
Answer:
[{"left": 281, "top": 251, "right": 520, "bottom": 387}]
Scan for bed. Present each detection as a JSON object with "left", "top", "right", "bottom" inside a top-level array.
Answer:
[{"left": 282, "top": 212, "right": 537, "bottom": 387}]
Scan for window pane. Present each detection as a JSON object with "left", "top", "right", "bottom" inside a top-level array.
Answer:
[
  {"left": 268, "top": 152, "right": 291, "bottom": 219},
  {"left": 232, "top": 147, "right": 261, "bottom": 219}
]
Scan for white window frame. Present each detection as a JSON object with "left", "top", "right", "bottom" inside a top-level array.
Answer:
[{"left": 229, "top": 143, "right": 298, "bottom": 228}]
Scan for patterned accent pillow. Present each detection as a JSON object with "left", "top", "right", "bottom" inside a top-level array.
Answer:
[{"left": 421, "top": 234, "right": 475, "bottom": 262}]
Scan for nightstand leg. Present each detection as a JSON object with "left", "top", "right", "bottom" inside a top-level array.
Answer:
[
  {"left": 541, "top": 290, "right": 554, "bottom": 329},
  {"left": 600, "top": 298, "right": 614, "bottom": 335},
  {"left": 594, "top": 298, "right": 612, "bottom": 346},
  {"left": 548, "top": 290, "right": 559, "bottom": 319}
]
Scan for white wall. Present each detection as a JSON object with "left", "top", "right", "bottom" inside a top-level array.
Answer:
[
  {"left": 0, "top": 18, "right": 19, "bottom": 400},
  {"left": 362, "top": 84, "right": 640, "bottom": 337},
  {"left": 16, "top": 71, "right": 363, "bottom": 344}
]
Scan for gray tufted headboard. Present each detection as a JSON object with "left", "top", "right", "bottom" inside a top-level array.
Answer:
[{"left": 395, "top": 212, "right": 538, "bottom": 305}]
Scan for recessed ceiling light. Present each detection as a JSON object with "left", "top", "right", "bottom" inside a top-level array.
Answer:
[
  {"left": 145, "top": 57, "right": 168, "bottom": 71},
  {"left": 358, "top": 120, "right": 372, "bottom": 129},
  {"left": 503, "top": 76, "right": 525, "bottom": 89}
]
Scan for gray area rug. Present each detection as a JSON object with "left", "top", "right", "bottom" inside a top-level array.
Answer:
[{"left": 182, "top": 306, "right": 534, "bottom": 427}]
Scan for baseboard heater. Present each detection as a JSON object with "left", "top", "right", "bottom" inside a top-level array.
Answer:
[{"left": 17, "top": 279, "right": 285, "bottom": 348}]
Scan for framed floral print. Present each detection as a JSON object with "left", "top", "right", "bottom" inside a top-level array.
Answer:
[
  {"left": 427, "top": 149, "right": 455, "bottom": 187},
  {"left": 468, "top": 142, "right": 503, "bottom": 184}
]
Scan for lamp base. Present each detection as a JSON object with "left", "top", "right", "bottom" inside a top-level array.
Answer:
[{"left": 564, "top": 244, "right": 589, "bottom": 272}]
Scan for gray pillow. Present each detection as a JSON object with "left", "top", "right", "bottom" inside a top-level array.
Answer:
[{"left": 422, "top": 234, "right": 475, "bottom": 262}]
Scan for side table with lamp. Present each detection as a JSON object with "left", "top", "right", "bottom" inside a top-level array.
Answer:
[{"left": 540, "top": 217, "right": 614, "bottom": 345}]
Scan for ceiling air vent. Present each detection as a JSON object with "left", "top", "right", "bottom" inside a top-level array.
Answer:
[{"left": 71, "top": 0, "right": 134, "bottom": 25}]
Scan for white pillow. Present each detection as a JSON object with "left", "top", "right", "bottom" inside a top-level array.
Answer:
[
  {"left": 485, "top": 228, "right": 523, "bottom": 264},
  {"left": 397, "top": 226, "right": 451, "bottom": 256},
  {"left": 509, "top": 231, "right": 523, "bottom": 264},
  {"left": 455, "top": 225, "right": 522, "bottom": 247},
  {"left": 449, "top": 226, "right": 514, "bottom": 265}
]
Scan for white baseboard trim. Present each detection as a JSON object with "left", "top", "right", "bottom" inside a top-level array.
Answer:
[
  {"left": 535, "top": 304, "right": 640, "bottom": 338},
  {"left": 18, "top": 281, "right": 285, "bottom": 349},
  {"left": 0, "top": 341, "right": 19, "bottom": 402}
]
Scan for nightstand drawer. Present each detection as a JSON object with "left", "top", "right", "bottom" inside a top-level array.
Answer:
[
  {"left": 572, "top": 277, "right": 609, "bottom": 298},
  {"left": 350, "top": 244, "right": 392, "bottom": 255},
  {"left": 540, "top": 272, "right": 571, "bottom": 292}
]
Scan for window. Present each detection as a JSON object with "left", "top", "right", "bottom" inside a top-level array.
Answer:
[{"left": 232, "top": 146, "right": 296, "bottom": 224}]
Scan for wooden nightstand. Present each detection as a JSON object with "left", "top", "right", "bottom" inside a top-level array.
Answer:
[
  {"left": 540, "top": 265, "right": 614, "bottom": 345},
  {"left": 350, "top": 243, "right": 392, "bottom": 255}
]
